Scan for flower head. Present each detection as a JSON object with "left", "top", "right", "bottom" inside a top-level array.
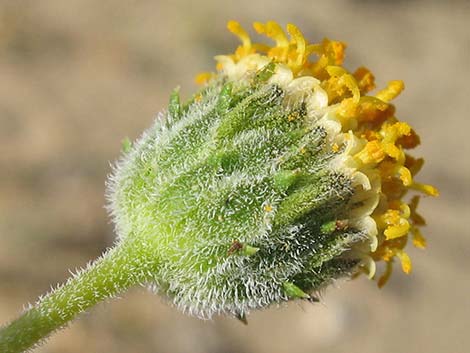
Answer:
[
  {"left": 108, "top": 21, "right": 438, "bottom": 319},
  {"left": 200, "top": 20, "right": 438, "bottom": 287}
]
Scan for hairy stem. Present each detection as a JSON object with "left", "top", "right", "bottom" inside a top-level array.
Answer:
[{"left": 0, "top": 239, "right": 157, "bottom": 353}]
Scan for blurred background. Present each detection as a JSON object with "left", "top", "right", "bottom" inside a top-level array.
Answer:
[{"left": 0, "top": 0, "right": 469, "bottom": 352}]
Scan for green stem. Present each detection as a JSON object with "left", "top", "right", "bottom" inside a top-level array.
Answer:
[{"left": 0, "top": 239, "right": 156, "bottom": 353}]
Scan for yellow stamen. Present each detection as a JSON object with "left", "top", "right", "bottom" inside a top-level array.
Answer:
[
  {"left": 321, "top": 38, "right": 346, "bottom": 65},
  {"left": 326, "top": 66, "right": 360, "bottom": 103},
  {"left": 354, "top": 67, "right": 376, "bottom": 94},
  {"left": 376, "top": 80, "right": 405, "bottom": 102},
  {"left": 384, "top": 222, "right": 410, "bottom": 240},
  {"left": 356, "top": 140, "right": 386, "bottom": 164},
  {"left": 398, "top": 166, "right": 413, "bottom": 186},
  {"left": 380, "top": 204, "right": 411, "bottom": 240},
  {"left": 227, "top": 20, "right": 252, "bottom": 57},
  {"left": 286, "top": 23, "right": 306, "bottom": 70},
  {"left": 254, "top": 21, "right": 290, "bottom": 62},
  {"left": 411, "top": 182, "right": 439, "bottom": 196},
  {"left": 382, "top": 142, "right": 402, "bottom": 160},
  {"left": 381, "top": 123, "right": 412, "bottom": 148},
  {"left": 396, "top": 250, "right": 412, "bottom": 274},
  {"left": 338, "top": 98, "right": 358, "bottom": 118},
  {"left": 411, "top": 227, "right": 427, "bottom": 248},
  {"left": 195, "top": 72, "right": 213, "bottom": 85},
  {"left": 265, "top": 21, "right": 289, "bottom": 49},
  {"left": 252, "top": 21, "right": 266, "bottom": 35},
  {"left": 398, "top": 128, "right": 420, "bottom": 149}
]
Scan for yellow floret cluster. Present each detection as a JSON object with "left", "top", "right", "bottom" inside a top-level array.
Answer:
[{"left": 197, "top": 20, "right": 438, "bottom": 286}]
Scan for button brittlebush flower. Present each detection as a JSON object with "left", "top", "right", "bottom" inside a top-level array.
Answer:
[
  {"left": 192, "top": 20, "right": 438, "bottom": 291},
  {"left": 0, "top": 20, "right": 438, "bottom": 353}
]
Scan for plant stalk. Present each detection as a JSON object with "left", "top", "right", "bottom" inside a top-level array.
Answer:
[{"left": 0, "top": 239, "right": 156, "bottom": 353}]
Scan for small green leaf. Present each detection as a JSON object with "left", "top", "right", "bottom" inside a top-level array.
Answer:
[
  {"left": 255, "top": 61, "right": 276, "bottom": 83},
  {"left": 121, "top": 137, "right": 132, "bottom": 153},
  {"left": 169, "top": 87, "right": 181, "bottom": 121},
  {"left": 282, "top": 282, "right": 310, "bottom": 299},
  {"left": 321, "top": 220, "right": 337, "bottom": 234},
  {"left": 216, "top": 82, "right": 233, "bottom": 114},
  {"left": 241, "top": 244, "right": 260, "bottom": 256},
  {"left": 273, "top": 170, "right": 301, "bottom": 192}
]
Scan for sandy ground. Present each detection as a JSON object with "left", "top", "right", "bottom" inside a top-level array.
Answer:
[{"left": 0, "top": 1, "right": 469, "bottom": 352}]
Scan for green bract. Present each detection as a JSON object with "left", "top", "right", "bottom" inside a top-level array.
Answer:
[{"left": 108, "top": 68, "right": 364, "bottom": 319}]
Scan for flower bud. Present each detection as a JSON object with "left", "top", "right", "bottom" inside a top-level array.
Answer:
[{"left": 107, "top": 21, "right": 437, "bottom": 319}]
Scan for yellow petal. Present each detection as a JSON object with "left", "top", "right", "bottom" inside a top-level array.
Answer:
[
  {"left": 384, "top": 222, "right": 410, "bottom": 240},
  {"left": 412, "top": 228, "right": 427, "bottom": 249},
  {"left": 227, "top": 20, "right": 251, "bottom": 51},
  {"left": 411, "top": 182, "right": 439, "bottom": 196},
  {"left": 396, "top": 250, "right": 412, "bottom": 274}
]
